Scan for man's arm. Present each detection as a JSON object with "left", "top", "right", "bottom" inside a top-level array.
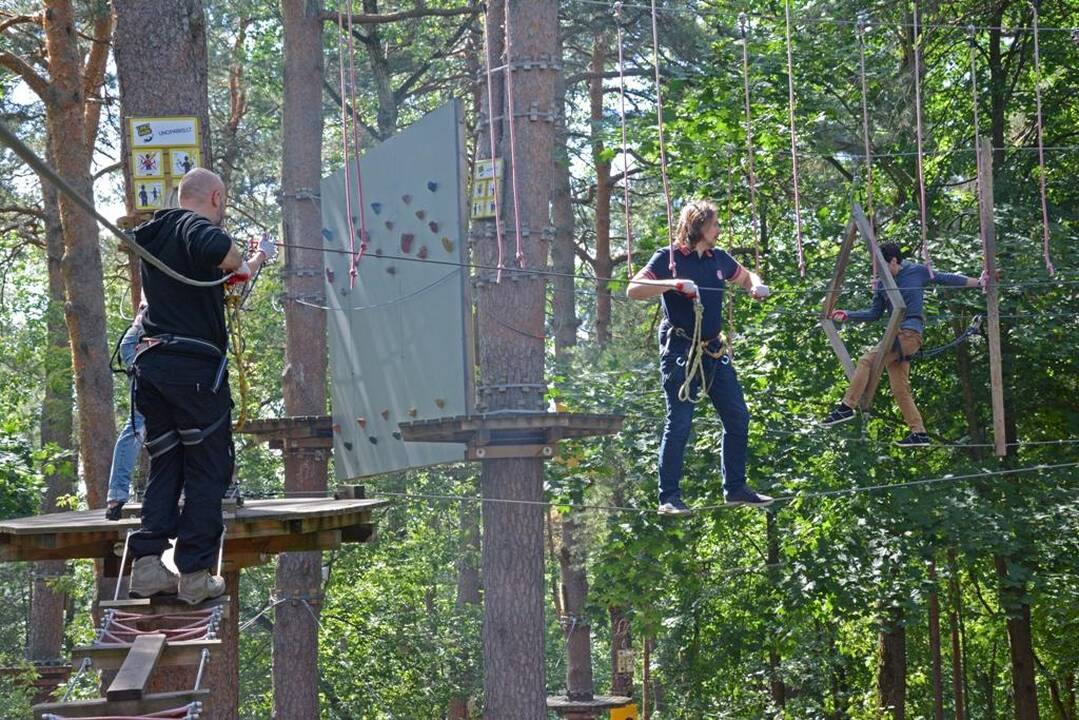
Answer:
[
  {"left": 627, "top": 268, "right": 696, "bottom": 300},
  {"left": 931, "top": 269, "right": 987, "bottom": 288},
  {"left": 733, "top": 264, "right": 769, "bottom": 299},
  {"left": 832, "top": 288, "right": 885, "bottom": 323}
]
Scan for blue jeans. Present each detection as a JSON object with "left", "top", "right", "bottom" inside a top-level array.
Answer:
[
  {"left": 107, "top": 325, "right": 145, "bottom": 504},
  {"left": 658, "top": 347, "right": 750, "bottom": 503}
]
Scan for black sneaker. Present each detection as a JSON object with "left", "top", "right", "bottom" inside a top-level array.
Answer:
[
  {"left": 821, "top": 403, "right": 856, "bottom": 427},
  {"left": 105, "top": 501, "right": 125, "bottom": 522},
  {"left": 658, "top": 497, "right": 693, "bottom": 516},
  {"left": 724, "top": 485, "right": 775, "bottom": 508},
  {"left": 897, "top": 432, "right": 931, "bottom": 447}
]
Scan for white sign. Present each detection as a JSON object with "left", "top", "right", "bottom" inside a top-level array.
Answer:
[{"left": 129, "top": 116, "right": 200, "bottom": 148}]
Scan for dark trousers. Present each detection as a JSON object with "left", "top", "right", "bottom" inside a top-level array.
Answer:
[
  {"left": 129, "top": 354, "right": 232, "bottom": 574},
  {"left": 658, "top": 348, "right": 750, "bottom": 503}
]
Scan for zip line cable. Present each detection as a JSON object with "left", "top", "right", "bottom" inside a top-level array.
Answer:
[{"left": 0, "top": 122, "right": 235, "bottom": 288}]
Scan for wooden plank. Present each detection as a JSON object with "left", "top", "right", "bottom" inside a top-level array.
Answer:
[
  {"left": 106, "top": 633, "right": 166, "bottom": 701},
  {"left": 73, "top": 639, "right": 221, "bottom": 672},
  {"left": 467, "top": 443, "right": 557, "bottom": 460},
  {"left": 820, "top": 219, "right": 857, "bottom": 380},
  {"left": 977, "top": 136, "right": 1007, "bottom": 457},
  {"left": 98, "top": 594, "right": 230, "bottom": 618},
  {"left": 822, "top": 319, "right": 855, "bottom": 381},
  {"left": 33, "top": 689, "right": 209, "bottom": 719}
]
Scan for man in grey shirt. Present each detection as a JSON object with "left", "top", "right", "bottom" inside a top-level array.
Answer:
[{"left": 820, "top": 242, "right": 986, "bottom": 446}]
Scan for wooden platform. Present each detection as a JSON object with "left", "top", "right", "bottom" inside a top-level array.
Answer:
[
  {"left": 34, "top": 689, "right": 208, "bottom": 719},
  {"left": 399, "top": 412, "right": 623, "bottom": 460},
  {"left": 0, "top": 497, "right": 387, "bottom": 569},
  {"left": 547, "top": 694, "right": 633, "bottom": 718},
  {"left": 236, "top": 415, "right": 333, "bottom": 451}
]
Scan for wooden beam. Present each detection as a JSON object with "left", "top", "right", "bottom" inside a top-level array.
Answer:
[
  {"left": 106, "top": 633, "right": 166, "bottom": 701},
  {"left": 820, "top": 219, "right": 858, "bottom": 380},
  {"left": 977, "top": 136, "right": 1007, "bottom": 457},
  {"left": 33, "top": 689, "right": 209, "bottom": 719}
]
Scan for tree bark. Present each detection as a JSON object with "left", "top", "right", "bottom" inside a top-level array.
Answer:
[
  {"left": 767, "top": 512, "right": 786, "bottom": 707},
  {"left": 449, "top": 480, "right": 482, "bottom": 719},
  {"left": 877, "top": 604, "right": 906, "bottom": 720},
  {"left": 560, "top": 512, "right": 594, "bottom": 701},
  {"left": 589, "top": 33, "right": 612, "bottom": 346},
  {"left": 550, "top": 29, "right": 578, "bottom": 358},
  {"left": 929, "top": 560, "right": 944, "bottom": 720},
  {"left": 948, "top": 551, "right": 967, "bottom": 720},
  {"left": 995, "top": 555, "right": 1040, "bottom": 720},
  {"left": 274, "top": 3, "right": 330, "bottom": 719},
  {"left": 359, "top": 0, "right": 398, "bottom": 138},
  {"left": 473, "top": 1, "right": 558, "bottom": 717},
  {"left": 27, "top": 161, "right": 74, "bottom": 665}
]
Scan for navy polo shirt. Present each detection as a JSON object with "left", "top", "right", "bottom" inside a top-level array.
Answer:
[{"left": 642, "top": 245, "right": 743, "bottom": 339}]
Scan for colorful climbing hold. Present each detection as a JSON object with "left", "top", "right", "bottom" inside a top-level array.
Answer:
[
  {"left": 343, "top": 441, "right": 353, "bottom": 451},
  {"left": 368, "top": 436, "right": 379, "bottom": 445},
  {"left": 371, "top": 202, "right": 382, "bottom": 215},
  {"left": 385, "top": 220, "right": 394, "bottom": 230},
  {"left": 408, "top": 407, "right": 418, "bottom": 417},
  {"left": 441, "top": 237, "right": 455, "bottom": 253},
  {"left": 401, "top": 194, "right": 412, "bottom": 204},
  {"left": 392, "top": 431, "right": 403, "bottom": 440},
  {"left": 428, "top": 221, "right": 439, "bottom": 233},
  {"left": 417, "top": 246, "right": 428, "bottom": 260},
  {"left": 415, "top": 210, "right": 426, "bottom": 220},
  {"left": 321, "top": 228, "right": 334, "bottom": 242},
  {"left": 326, "top": 268, "right": 335, "bottom": 284},
  {"left": 427, "top": 180, "right": 438, "bottom": 192},
  {"left": 386, "top": 266, "right": 397, "bottom": 275},
  {"left": 435, "top": 398, "right": 446, "bottom": 409},
  {"left": 357, "top": 417, "right": 367, "bottom": 429},
  {"left": 401, "top": 233, "right": 415, "bottom": 253},
  {"left": 381, "top": 409, "right": 391, "bottom": 420}
]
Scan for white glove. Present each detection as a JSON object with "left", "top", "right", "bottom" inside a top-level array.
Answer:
[
  {"left": 674, "top": 279, "right": 698, "bottom": 299},
  {"left": 256, "top": 233, "right": 278, "bottom": 263},
  {"left": 751, "top": 283, "right": 770, "bottom": 299}
]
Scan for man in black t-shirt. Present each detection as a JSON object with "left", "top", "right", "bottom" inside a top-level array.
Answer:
[{"left": 127, "top": 168, "right": 274, "bottom": 605}]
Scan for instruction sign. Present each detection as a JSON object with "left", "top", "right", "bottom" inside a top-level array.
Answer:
[
  {"left": 127, "top": 116, "right": 203, "bottom": 211},
  {"left": 470, "top": 158, "right": 502, "bottom": 220}
]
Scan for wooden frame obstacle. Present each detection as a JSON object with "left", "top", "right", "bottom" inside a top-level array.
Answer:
[{"left": 819, "top": 202, "right": 907, "bottom": 412}]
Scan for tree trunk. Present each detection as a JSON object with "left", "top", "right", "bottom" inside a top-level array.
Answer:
[
  {"left": 948, "top": 551, "right": 967, "bottom": 720},
  {"left": 994, "top": 555, "right": 1040, "bottom": 720},
  {"left": 560, "top": 512, "right": 594, "bottom": 701},
  {"left": 360, "top": 0, "right": 398, "bottom": 138},
  {"left": 41, "top": 0, "right": 114, "bottom": 513},
  {"left": 877, "top": 604, "right": 907, "bottom": 720},
  {"left": 609, "top": 604, "right": 633, "bottom": 698},
  {"left": 589, "top": 33, "right": 612, "bottom": 346},
  {"left": 767, "top": 512, "right": 786, "bottom": 707},
  {"left": 274, "top": 3, "right": 330, "bottom": 719},
  {"left": 929, "top": 560, "right": 944, "bottom": 720},
  {"left": 473, "top": 1, "right": 558, "bottom": 716},
  {"left": 449, "top": 482, "right": 482, "bottom": 719},
  {"left": 27, "top": 163, "right": 74, "bottom": 664},
  {"left": 550, "top": 29, "right": 577, "bottom": 358}
]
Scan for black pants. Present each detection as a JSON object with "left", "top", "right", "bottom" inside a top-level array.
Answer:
[{"left": 129, "top": 352, "right": 232, "bottom": 574}]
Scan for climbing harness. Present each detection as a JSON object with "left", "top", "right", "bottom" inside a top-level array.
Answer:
[
  {"left": 674, "top": 299, "right": 728, "bottom": 403},
  {"left": 893, "top": 315, "right": 983, "bottom": 363}
]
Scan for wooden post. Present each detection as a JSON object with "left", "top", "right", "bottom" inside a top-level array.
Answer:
[
  {"left": 976, "top": 136, "right": 1007, "bottom": 457},
  {"left": 820, "top": 220, "right": 858, "bottom": 380}
]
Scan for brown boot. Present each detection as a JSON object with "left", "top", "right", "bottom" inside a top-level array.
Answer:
[
  {"left": 178, "top": 569, "right": 226, "bottom": 605},
  {"left": 129, "top": 555, "right": 179, "bottom": 598}
]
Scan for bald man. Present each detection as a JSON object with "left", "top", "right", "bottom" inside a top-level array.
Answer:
[{"left": 127, "top": 168, "right": 275, "bottom": 604}]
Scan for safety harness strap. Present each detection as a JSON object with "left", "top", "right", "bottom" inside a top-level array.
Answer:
[{"left": 146, "top": 410, "right": 230, "bottom": 459}]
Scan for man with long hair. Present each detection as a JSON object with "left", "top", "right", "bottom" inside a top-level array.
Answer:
[
  {"left": 820, "top": 242, "right": 987, "bottom": 445},
  {"left": 628, "top": 199, "right": 773, "bottom": 515}
]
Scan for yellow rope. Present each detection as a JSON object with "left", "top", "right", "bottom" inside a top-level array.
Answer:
[
  {"left": 677, "top": 299, "right": 709, "bottom": 403},
  {"left": 225, "top": 288, "right": 250, "bottom": 431}
]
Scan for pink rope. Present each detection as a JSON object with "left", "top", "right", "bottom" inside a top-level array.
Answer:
[
  {"left": 912, "top": 1, "right": 934, "bottom": 277},
  {"left": 738, "top": 13, "right": 762, "bottom": 272},
  {"left": 649, "top": 0, "right": 676, "bottom": 274},
  {"left": 614, "top": 2, "right": 634, "bottom": 278},
  {"left": 336, "top": 5, "right": 357, "bottom": 286},
  {"left": 481, "top": 6, "right": 506, "bottom": 282},
  {"left": 783, "top": 0, "right": 805, "bottom": 277},
  {"left": 857, "top": 15, "right": 878, "bottom": 291},
  {"left": 344, "top": 2, "right": 369, "bottom": 282},
  {"left": 1030, "top": 2, "right": 1056, "bottom": 276},
  {"left": 45, "top": 705, "right": 196, "bottom": 719},
  {"left": 502, "top": 4, "right": 525, "bottom": 268}
]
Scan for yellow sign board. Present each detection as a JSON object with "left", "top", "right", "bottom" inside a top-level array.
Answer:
[
  {"left": 611, "top": 704, "right": 638, "bottom": 720},
  {"left": 127, "top": 117, "right": 203, "bottom": 212},
  {"left": 470, "top": 157, "right": 502, "bottom": 220}
]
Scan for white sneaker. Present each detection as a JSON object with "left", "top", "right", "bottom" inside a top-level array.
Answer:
[
  {"left": 178, "top": 569, "right": 226, "bottom": 605},
  {"left": 129, "top": 555, "right": 179, "bottom": 598}
]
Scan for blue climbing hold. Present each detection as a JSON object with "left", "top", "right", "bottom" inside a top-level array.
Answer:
[
  {"left": 371, "top": 202, "right": 382, "bottom": 215},
  {"left": 427, "top": 181, "right": 438, "bottom": 192},
  {"left": 321, "top": 228, "right": 334, "bottom": 242}
]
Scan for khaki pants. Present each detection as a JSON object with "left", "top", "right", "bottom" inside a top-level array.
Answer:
[{"left": 842, "top": 329, "right": 925, "bottom": 432}]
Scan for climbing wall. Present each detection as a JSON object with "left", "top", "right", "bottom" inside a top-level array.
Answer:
[{"left": 321, "top": 101, "right": 472, "bottom": 479}]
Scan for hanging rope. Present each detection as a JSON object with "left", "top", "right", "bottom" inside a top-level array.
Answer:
[
  {"left": 614, "top": 2, "right": 635, "bottom": 277},
  {"left": 649, "top": 0, "right": 677, "bottom": 275},
  {"left": 481, "top": 4, "right": 507, "bottom": 281},
  {"left": 783, "top": 0, "right": 805, "bottom": 277},
  {"left": 502, "top": 3, "right": 526, "bottom": 268},
  {"left": 335, "top": 4, "right": 358, "bottom": 286},
  {"left": 857, "top": 13, "right": 879, "bottom": 291},
  {"left": 912, "top": 0, "right": 935, "bottom": 277},
  {"left": 738, "top": 13, "right": 762, "bottom": 272},
  {"left": 344, "top": 2, "right": 370, "bottom": 283},
  {"left": 677, "top": 300, "right": 712, "bottom": 403},
  {"left": 1030, "top": 0, "right": 1056, "bottom": 276},
  {"left": 725, "top": 155, "right": 737, "bottom": 358}
]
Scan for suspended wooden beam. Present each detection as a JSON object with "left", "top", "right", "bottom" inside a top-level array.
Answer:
[{"left": 977, "top": 136, "right": 1007, "bottom": 457}]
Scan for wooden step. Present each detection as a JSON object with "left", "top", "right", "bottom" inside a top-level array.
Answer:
[
  {"left": 71, "top": 638, "right": 220, "bottom": 671},
  {"left": 105, "top": 633, "right": 166, "bottom": 701},
  {"left": 99, "top": 593, "right": 231, "bottom": 619},
  {"left": 33, "top": 689, "right": 209, "bottom": 719}
]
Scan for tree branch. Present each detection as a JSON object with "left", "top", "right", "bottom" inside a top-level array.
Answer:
[
  {"left": 319, "top": 3, "right": 480, "bottom": 25},
  {"left": 0, "top": 51, "right": 49, "bottom": 100},
  {"left": 322, "top": 79, "right": 381, "bottom": 143},
  {"left": 0, "top": 205, "right": 44, "bottom": 219},
  {"left": 0, "top": 12, "right": 40, "bottom": 35},
  {"left": 82, "top": 8, "right": 113, "bottom": 149},
  {"left": 92, "top": 161, "right": 121, "bottom": 181}
]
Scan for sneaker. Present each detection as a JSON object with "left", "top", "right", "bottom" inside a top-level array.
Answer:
[
  {"left": 724, "top": 485, "right": 775, "bottom": 508},
  {"left": 821, "top": 403, "right": 856, "bottom": 427},
  {"left": 105, "top": 501, "right": 125, "bottom": 522},
  {"left": 657, "top": 497, "right": 693, "bottom": 516},
  {"left": 129, "top": 555, "right": 179, "bottom": 598},
  {"left": 178, "top": 569, "right": 226, "bottom": 605},
  {"left": 897, "top": 432, "right": 931, "bottom": 447}
]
